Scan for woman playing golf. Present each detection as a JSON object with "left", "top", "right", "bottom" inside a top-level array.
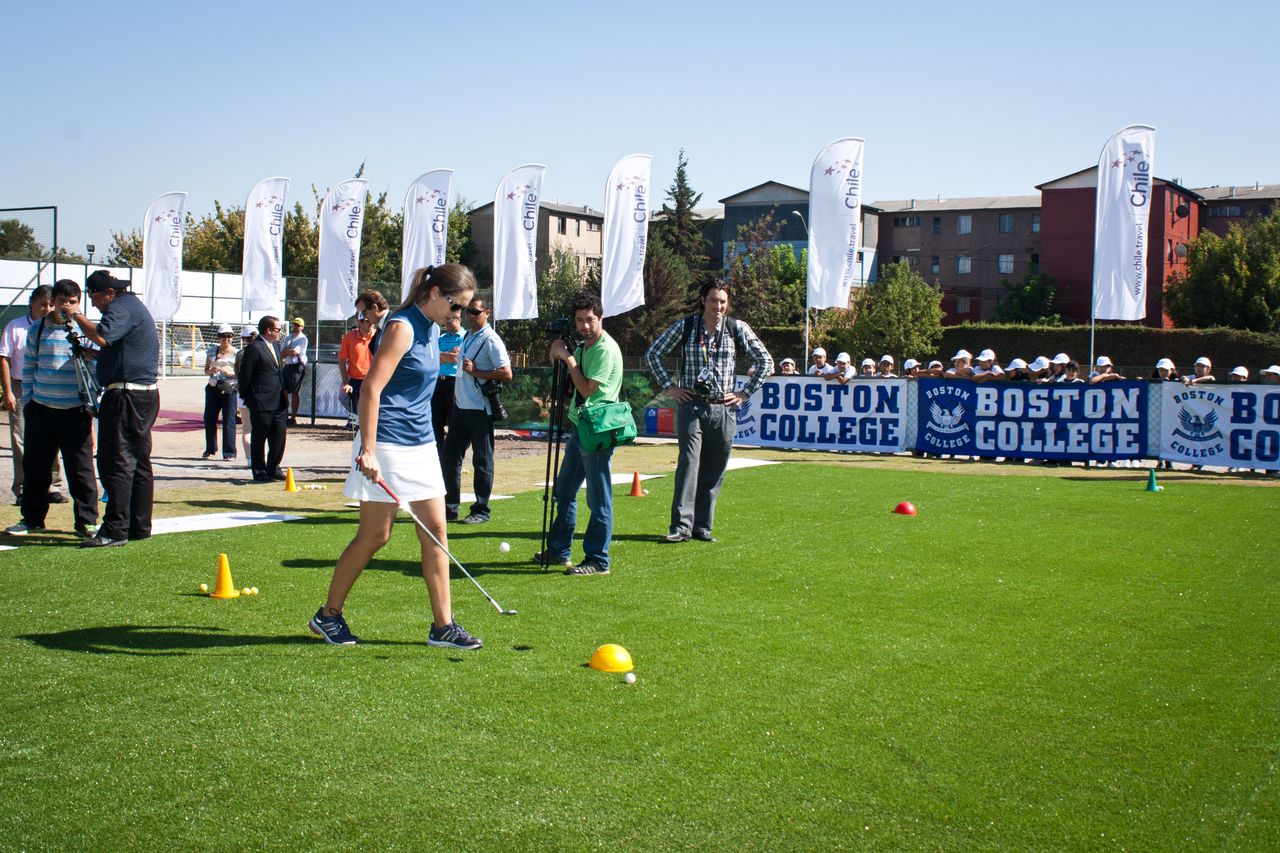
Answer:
[{"left": 309, "top": 264, "right": 482, "bottom": 650}]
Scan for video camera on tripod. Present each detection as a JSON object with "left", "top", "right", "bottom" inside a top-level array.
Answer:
[{"left": 63, "top": 321, "right": 103, "bottom": 416}]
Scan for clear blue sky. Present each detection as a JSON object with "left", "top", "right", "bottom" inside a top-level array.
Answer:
[{"left": 7, "top": 0, "right": 1279, "bottom": 256}]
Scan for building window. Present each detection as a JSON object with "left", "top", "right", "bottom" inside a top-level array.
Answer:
[
  {"left": 1208, "top": 205, "right": 1242, "bottom": 217},
  {"left": 931, "top": 256, "right": 940, "bottom": 274},
  {"left": 999, "top": 213, "right": 1015, "bottom": 233},
  {"left": 1030, "top": 253, "right": 1040, "bottom": 273},
  {"left": 893, "top": 216, "right": 921, "bottom": 227},
  {"left": 1031, "top": 213, "right": 1041, "bottom": 233},
  {"left": 957, "top": 215, "right": 972, "bottom": 235},
  {"left": 557, "top": 217, "right": 566, "bottom": 235},
  {"left": 957, "top": 256, "right": 972, "bottom": 274},
  {"left": 932, "top": 216, "right": 942, "bottom": 235},
  {"left": 904, "top": 255, "right": 918, "bottom": 268},
  {"left": 576, "top": 219, "right": 582, "bottom": 237},
  {"left": 998, "top": 254, "right": 1014, "bottom": 274},
  {"left": 587, "top": 221, "right": 601, "bottom": 232},
  {"left": 955, "top": 296, "right": 971, "bottom": 314}
]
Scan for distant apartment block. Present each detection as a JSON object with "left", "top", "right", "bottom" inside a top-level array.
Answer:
[
  {"left": 468, "top": 200, "right": 604, "bottom": 285},
  {"left": 1193, "top": 183, "right": 1278, "bottom": 238}
]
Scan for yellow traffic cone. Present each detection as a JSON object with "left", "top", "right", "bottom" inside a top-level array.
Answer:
[
  {"left": 284, "top": 468, "right": 300, "bottom": 492},
  {"left": 210, "top": 553, "right": 240, "bottom": 599}
]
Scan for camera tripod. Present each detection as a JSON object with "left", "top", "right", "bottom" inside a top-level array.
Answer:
[
  {"left": 66, "top": 328, "right": 102, "bottom": 416},
  {"left": 537, "top": 357, "right": 572, "bottom": 570}
]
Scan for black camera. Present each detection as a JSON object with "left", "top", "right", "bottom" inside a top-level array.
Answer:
[
  {"left": 544, "top": 317, "right": 574, "bottom": 343},
  {"left": 480, "top": 379, "right": 507, "bottom": 422},
  {"left": 693, "top": 376, "right": 718, "bottom": 398}
]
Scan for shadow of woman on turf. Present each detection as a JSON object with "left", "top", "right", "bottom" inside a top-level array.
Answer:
[{"left": 18, "top": 624, "right": 414, "bottom": 655}]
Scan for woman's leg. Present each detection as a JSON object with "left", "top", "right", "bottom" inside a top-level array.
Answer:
[
  {"left": 221, "top": 390, "right": 237, "bottom": 457},
  {"left": 409, "top": 496, "right": 452, "bottom": 628},
  {"left": 323, "top": 500, "right": 397, "bottom": 614},
  {"left": 202, "top": 385, "right": 220, "bottom": 455},
  {"left": 238, "top": 403, "right": 252, "bottom": 464}
]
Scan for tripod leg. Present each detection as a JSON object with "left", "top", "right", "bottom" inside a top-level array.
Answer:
[{"left": 538, "top": 361, "right": 564, "bottom": 568}]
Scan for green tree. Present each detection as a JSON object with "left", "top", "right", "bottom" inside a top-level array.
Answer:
[
  {"left": 834, "top": 260, "right": 943, "bottom": 361},
  {"left": 995, "top": 270, "right": 1062, "bottom": 325},
  {"left": 655, "top": 149, "right": 709, "bottom": 293},
  {"left": 606, "top": 238, "right": 694, "bottom": 352},
  {"left": 358, "top": 191, "right": 402, "bottom": 285},
  {"left": 723, "top": 213, "right": 806, "bottom": 328},
  {"left": 447, "top": 197, "right": 474, "bottom": 266},
  {"left": 1166, "top": 211, "right": 1280, "bottom": 332},
  {"left": 0, "top": 220, "right": 43, "bottom": 259},
  {"left": 106, "top": 228, "right": 143, "bottom": 267}
]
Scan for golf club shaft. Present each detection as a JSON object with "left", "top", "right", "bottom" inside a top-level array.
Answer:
[{"left": 375, "top": 479, "right": 514, "bottom": 615}]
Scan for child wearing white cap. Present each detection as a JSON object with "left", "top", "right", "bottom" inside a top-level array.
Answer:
[
  {"left": 1049, "top": 353, "right": 1071, "bottom": 382},
  {"left": 1262, "top": 365, "right": 1280, "bottom": 384},
  {"left": 833, "top": 353, "right": 857, "bottom": 383},
  {"left": 778, "top": 357, "right": 798, "bottom": 375},
  {"left": 945, "top": 349, "right": 974, "bottom": 379},
  {"left": 972, "top": 349, "right": 1005, "bottom": 383},
  {"left": 858, "top": 357, "right": 876, "bottom": 378},
  {"left": 808, "top": 347, "right": 836, "bottom": 379},
  {"left": 1182, "top": 356, "right": 1215, "bottom": 386},
  {"left": 1150, "top": 357, "right": 1178, "bottom": 381},
  {"left": 1089, "top": 356, "right": 1124, "bottom": 384},
  {"left": 1228, "top": 366, "right": 1249, "bottom": 383},
  {"left": 877, "top": 355, "right": 897, "bottom": 378}
]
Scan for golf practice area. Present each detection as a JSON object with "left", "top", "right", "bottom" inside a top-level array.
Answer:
[{"left": 2, "top": 461, "right": 1277, "bottom": 850}]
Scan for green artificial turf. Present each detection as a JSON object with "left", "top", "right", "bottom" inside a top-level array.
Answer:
[{"left": 1, "top": 464, "right": 1277, "bottom": 850}]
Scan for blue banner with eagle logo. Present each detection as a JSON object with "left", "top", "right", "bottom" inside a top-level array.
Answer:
[{"left": 1160, "top": 384, "right": 1280, "bottom": 468}]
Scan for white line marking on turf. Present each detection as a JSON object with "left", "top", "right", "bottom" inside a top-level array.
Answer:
[
  {"left": 150, "top": 511, "right": 304, "bottom": 535},
  {"left": 724, "top": 457, "right": 779, "bottom": 471}
]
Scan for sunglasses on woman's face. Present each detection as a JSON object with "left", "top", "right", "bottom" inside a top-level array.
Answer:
[{"left": 440, "top": 293, "right": 465, "bottom": 312}]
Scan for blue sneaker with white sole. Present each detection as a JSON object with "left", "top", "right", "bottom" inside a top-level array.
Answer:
[
  {"left": 309, "top": 607, "right": 359, "bottom": 645},
  {"left": 427, "top": 621, "right": 483, "bottom": 650}
]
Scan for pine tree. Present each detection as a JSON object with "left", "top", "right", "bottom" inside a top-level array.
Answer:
[{"left": 656, "top": 149, "right": 709, "bottom": 288}]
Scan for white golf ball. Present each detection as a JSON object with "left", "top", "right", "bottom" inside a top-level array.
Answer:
[
  {"left": 623, "top": 672, "right": 636, "bottom": 684},
  {"left": 499, "top": 541, "right": 511, "bottom": 554}
]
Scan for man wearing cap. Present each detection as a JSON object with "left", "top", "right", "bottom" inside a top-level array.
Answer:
[
  {"left": 972, "top": 349, "right": 1004, "bottom": 383},
  {"left": 877, "top": 355, "right": 898, "bottom": 378},
  {"left": 808, "top": 347, "right": 836, "bottom": 379},
  {"left": 945, "top": 349, "right": 974, "bottom": 379},
  {"left": 1182, "top": 357, "right": 1215, "bottom": 386},
  {"left": 1089, "top": 356, "right": 1124, "bottom": 384},
  {"left": 280, "top": 318, "right": 308, "bottom": 425},
  {"left": 238, "top": 316, "right": 288, "bottom": 483},
  {"left": 432, "top": 310, "right": 464, "bottom": 453},
  {"left": 66, "top": 270, "right": 159, "bottom": 547},
  {"left": 777, "top": 357, "right": 798, "bottom": 375},
  {"left": 0, "top": 284, "right": 67, "bottom": 507}
]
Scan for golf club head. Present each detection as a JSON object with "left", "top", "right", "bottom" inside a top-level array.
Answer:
[{"left": 501, "top": 609, "right": 518, "bottom": 616}]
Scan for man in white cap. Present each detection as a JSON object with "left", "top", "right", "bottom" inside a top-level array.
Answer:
[
  {"left": 1262, "top": 365, "right": 1280, "bottom": 384},
  {"left": 877, "top": 355, "right": 897, "bottom": 378},
  {"left": 833, "top": 353, "right": 857, "bottom": 383},
  {"left": 972, "top": 349, "right": 1004, "bottom": 383},
  {"left": 1183, "top": 356, "right": 1215, "bottom": 386},
  {"left": 808, "top": 347, "right": 836, "bottom": 379},
  {"left": 1089, "top": 356, "right": 1124, "bottom": 384},
  {"left": 945, "top": 349, "right": 974, "bottom": 379},
  {"left": 778, "top": 357, "right": 798, "bottom": 376}
]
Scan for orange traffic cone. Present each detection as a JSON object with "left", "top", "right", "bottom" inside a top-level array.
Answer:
[
  {"left": 284, "top": 468, "right": 300, "bottom": 492},
  {"left": 210, "top": 553, "right": 240, "bottom": 599},
  {"left": 629, "top": 471, "right": 644, "bottom": 497}
]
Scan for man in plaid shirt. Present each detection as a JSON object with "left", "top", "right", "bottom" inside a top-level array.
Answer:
[{"left": 645, "top": 282, "right": 773, "bottom": 544}]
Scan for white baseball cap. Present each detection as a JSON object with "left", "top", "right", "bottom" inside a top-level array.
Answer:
[
  {"left": 928, "top": 360, "right": 944, "bottom": 370},
  {"left": 1230, "top": 365, "right": 1249, "bottom": 378},
  {"left": 860, "top": 357, "right": 874, "bottom": 367},
  {"left": 1051, "top": 353, "right": 1070, "bottom": 365},
  {"left": 216, "top": 323, "right": 234, "bottom": 335},
  {"left": 1006, "top": 358, "right": 1028, "bottom": 371},
  {"left": 1155, "top": 358, "right": 1175, "bottom": 370},
  {"left": 1195, "top": 356, "right": 1212, "bottom": 367},
  {"left": 812, "top": 347, "right": 827, "bottom": 358},
  {"left": 836, "top": 352, "right": 852, "bottom": 363},
  {"left": 976, "top": 349, "right": 996, "bottom": 363},
  {"left": 952, "top": 349, "right": 972, "bottom": 361},
  {"left": 1263, "top": 365, "right": 1280, "bottom": 376},
  {"left": 1029, "top": 356, "right": 1050, "bottom": 372},
  {"left": 903, "top": 358, "right": 920, "bottom": 371},
  {"left": 880, "top": 354, "right": 894, "bottom": 364},
  {"left": 240, "top": 324, "right": 256, "bottom": 338},
  {"left": 1096, "top": 356, "right": 1112, "bottom": 367},
  {"left": 780, "top": 357, "right": 795, "bottom": 366}
]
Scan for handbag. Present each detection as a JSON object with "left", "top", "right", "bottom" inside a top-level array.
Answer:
[{"left": 576, "top": 400, "right": 637, "bottom": 452}]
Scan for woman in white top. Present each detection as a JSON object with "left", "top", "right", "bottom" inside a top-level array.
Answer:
[{"left": 203, "top": 324, "right": 238, "bottom": 460}]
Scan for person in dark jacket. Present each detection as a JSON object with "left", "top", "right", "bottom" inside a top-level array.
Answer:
[{"left": 237, "top": 316, "right": 287, "bottom": 482}]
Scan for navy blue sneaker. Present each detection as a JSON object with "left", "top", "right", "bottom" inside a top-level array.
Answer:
[
  {"left": 309, "top": 607, "right": 359, "bottom": 645},
  {"left": 427, "top": 621, "right": 483, "bottom": 650},
  {"left": 566, "top": 559, "right": 609, "bottom": 576}
]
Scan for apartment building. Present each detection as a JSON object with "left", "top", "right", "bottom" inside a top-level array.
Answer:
[
  {"left": 1193, "top": 183, "right": 1279, "bottom": 238},
  {"left": 468, "top": 200, "right": 604, "bottom": 285}
]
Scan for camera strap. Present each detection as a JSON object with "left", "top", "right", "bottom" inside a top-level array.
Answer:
[{"left": 32, "top": 317, "right": 45, "bottom": 358}]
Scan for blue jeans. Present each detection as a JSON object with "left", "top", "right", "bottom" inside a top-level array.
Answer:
[{"left": 548, "top": 429, "right": 616, "bottom": 568}]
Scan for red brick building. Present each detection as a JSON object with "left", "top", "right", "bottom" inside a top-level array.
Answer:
[
  {"left": 1037, "top": 168, "right": 1201, "bottom": 328},
  {"left": 1194, "top": 183, "right": 1279, "bottom": 238}
]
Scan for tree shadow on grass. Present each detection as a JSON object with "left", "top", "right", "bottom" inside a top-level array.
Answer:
[
  {"left": 18, "top": 624, "right": 414, "bottom": 656},
  {"left": 280, "top": 557, "right": 546, "bottom": 578}
]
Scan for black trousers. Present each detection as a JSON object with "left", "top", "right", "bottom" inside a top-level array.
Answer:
[
  {"left": 443, "top": 406, "right": 494, "bottom": 517},
  {"left": 97, "top": 388, "right": 160, "bottom": 540},
  {"left": 432, "top": 376, "right": 455, "bottom": 458},
  {"left": 21, "top": 401, "right": 97, "bottom": 530},
  {"left": 249, "top": 407, "right": 286, "bottom": 477},
  {"left": 203, "top": 384, "right": 237, "bottom": 456}
]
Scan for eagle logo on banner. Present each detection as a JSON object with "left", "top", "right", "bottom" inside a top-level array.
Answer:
[
  {"left": 1173, "top": 406, "right": 1222, "bottom": 443},
  {"left": 928, "top": 401, "right": 968, "bottom": 435}
]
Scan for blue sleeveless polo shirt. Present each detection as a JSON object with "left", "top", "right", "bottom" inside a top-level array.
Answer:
[{"left": 377, "top": 305, "right": 439, "bottom": 446}]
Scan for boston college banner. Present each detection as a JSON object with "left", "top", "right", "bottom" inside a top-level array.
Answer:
[
  {"left": 1093, "top": 124, "right": 1156, "bottom": 321},
  {"left": 601, "top": 153, "right": 651, "bottom": 318},
  {"left": 140, "top": 191, "right": 187, "bottom": 322},
  {"left": 401, "top": 169, "right": 453, "bottom": 302},
  {"left": 1159, "top": 383, "right": 1280, "bottom": 469},
  {"left": 806, "top": 137, "right": 864, "bottom": 310},
  {"left": 242, "top": 177, "right": 290, "bottom": 313},
  {"left": 316, "top": 179, "right": 368, "bottom": 321},
  {"left": 492, "top": 164, "right": 546, "bottom": 320}
]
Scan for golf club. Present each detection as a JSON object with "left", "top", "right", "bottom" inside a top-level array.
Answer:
[{"left": 375, "top": 478, "right": 517, "bottom": 616}]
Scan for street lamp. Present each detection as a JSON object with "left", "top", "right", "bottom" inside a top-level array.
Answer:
[{"left": 86, "top": 244, "right": 95, "bottom": 266}]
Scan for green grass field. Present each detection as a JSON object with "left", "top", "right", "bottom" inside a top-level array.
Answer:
[{"left": 2, "top": 462, "right": 1277, "bottom": 850}]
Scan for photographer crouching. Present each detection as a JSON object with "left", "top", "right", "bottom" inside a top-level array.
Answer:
[
  {"left": 67, "top": 270, "right": 159, "bottom": 548},
  {"left": 441, "top": 293, "right": 512, "bottom": 525},
  {"left": 536, "top": 291, "right": 623, "bottom": 576}
]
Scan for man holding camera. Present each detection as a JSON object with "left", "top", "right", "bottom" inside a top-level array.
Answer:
[
  {"left": 645, "top": 281, "right": 773, "bottom": 544},
  {"left": 539, "top": 291, "right": 623, "bottom": 576},
  {"left": 0, "top": 284, "right": 67, "bottom": 508},
  {"left": 5, "top": 280, "right": 102, "bottom": 538},
  {"left": 442, "top": 295, "right": 511, "bottom": 525},
  {"left": 66, "top": 270, "right": 160, "bottom": 547}
]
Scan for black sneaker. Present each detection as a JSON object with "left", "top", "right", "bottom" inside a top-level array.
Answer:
[
  {"left": 662, "top": 531, "right": 691, "bottom": 543},
  {"left": 532, "top": 551, "right": 573, "bottom": 569},
  {"left": 47, "top": 492, "right": 69, "bottom": 504},
  {"left": 79, "top": 534, "right": 125, "bottom": 548},
  {"left": 460, "top": 513, "right": 489, "bottom": 525},
  {"left": 428, "top": 621, "right": 483, "bottom": 650},
  {"left": 309, "top": 607, "right": 359, "bottom": 645},
  {"left": 566, "top": 559, "right": 609, "bottom": 576}
]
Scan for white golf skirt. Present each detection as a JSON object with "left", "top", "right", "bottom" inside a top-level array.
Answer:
[{"left": 343, "top": 435, "right": 445, "bottom": 503}]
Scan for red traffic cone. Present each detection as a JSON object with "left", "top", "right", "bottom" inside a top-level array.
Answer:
[{"left": 629, "top": 471, "right": 644, "bottom": 497}]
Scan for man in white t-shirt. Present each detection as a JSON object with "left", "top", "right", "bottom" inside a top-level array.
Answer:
[{"left": 0, "top": 285, "right": 65, "bottom": 506}]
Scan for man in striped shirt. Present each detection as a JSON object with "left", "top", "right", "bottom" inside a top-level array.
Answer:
[
  {"left": 645, "top": 282, "right": 773, "bottom": 544},
  {"left": 4, "top": 279, "right": 98, "bottom": 538}
]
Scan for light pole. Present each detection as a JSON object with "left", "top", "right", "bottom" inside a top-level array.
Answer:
[{"left": 790, "top": 211, "right": 812, "bottom": 371}]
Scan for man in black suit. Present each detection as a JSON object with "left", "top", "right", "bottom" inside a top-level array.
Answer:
[{"left": 236, "top": 316, "right": 287, "bottom": 482}]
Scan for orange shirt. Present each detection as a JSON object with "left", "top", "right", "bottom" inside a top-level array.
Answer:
[{"left": 338, "top": 328, "right": 374, "bottom": 380}]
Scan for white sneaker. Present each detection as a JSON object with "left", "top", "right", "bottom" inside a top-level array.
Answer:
[{"left": 5, "top": 521, "right": 45, "bottom": 536}]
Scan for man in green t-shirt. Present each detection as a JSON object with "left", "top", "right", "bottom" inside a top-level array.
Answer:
[{"left": 538, "top": 291, "right": 624, "bottom": 576}]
